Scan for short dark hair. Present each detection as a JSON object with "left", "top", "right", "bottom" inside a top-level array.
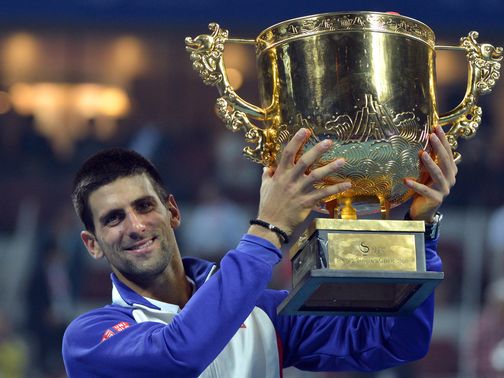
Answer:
[{"left": 71, "top": 148, "right": 168, "bottom": 233}]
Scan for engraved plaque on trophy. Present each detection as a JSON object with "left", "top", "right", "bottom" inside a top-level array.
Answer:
[{"left": 185, "top": 12, "right": 503, "bottom": 315}]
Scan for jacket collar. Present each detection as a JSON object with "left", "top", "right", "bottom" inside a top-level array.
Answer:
[{"left": 111, "top": 257, "right": 216, "bottom": 311}]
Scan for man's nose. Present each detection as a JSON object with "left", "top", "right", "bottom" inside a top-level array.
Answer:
[{"left": 125, "top": 210, "right": 146, "bottom": 237}]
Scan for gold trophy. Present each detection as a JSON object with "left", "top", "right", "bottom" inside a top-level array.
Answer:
[{"left": 185, "top": 12, "right": 503, "bottom": 315}]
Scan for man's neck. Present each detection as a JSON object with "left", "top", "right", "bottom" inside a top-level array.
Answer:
[{"left": 113, "top": 257, "right": 192, "bottom": 308}]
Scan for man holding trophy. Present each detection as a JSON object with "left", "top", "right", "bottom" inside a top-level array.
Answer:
[
  {"left": 63, "top": 124, "right": 452, "bottom": 377},
  {"left": 62, "top": 11, "right": 501, "bottom": 378}
]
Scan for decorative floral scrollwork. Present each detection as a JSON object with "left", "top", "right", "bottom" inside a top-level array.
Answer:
[
  {"left": 187, "top": 24, "right": 278, "bottom": 166},
  {"left": 185, "top": 23, "right": 228, "bottom": 86},
  {"left": 456, "top": 105, "right": 482, "bottom": 139},
  {"left": 462, "top": 31, "right": 503, "bottom": 95},
  {"left": 447, "top": 100, "right": 482, "bottom": 144},
  {"left": 257, "top": 12, "right": 435, "bottom": 52},
  {"left": 216, "top": 97, "right": 278, "bottom": 165},
  {"left": 441, "top": 32, "right": 502, "bottom": 162},
  {"left": 445, "top": 105, "right": 482, "bottom": 163},
  {"left": 215, "top": 97, "right": 245, "bottom": 133}
]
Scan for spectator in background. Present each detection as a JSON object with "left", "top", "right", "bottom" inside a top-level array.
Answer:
[
  {"left": 487, "top": 206, "right": 504, "bottom": 282},
  {"left": 0, "top": 311, "right": 27, "bottom": 378},
  {"left": 180, "top": 180, "right": 251, "bottom": 260},
  {"left": 27, "top": 238, "right": 73, "bottom": 377},
  {"left": 471, "top": 278, "right": 504, "bottom": 377}
]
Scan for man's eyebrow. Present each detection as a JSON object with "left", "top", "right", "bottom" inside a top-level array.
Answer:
[{"left": 132, "top": 195, "right": 157, "bottom": 205}]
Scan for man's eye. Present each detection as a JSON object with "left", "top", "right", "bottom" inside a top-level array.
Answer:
[
  {"left": 105, "top": 214, "right": 122, "bottom": 226},
  {"left": 137, "top": 201, "right": 155, "bottom": 212}
]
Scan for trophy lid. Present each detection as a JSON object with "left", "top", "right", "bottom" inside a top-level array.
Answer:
[{"left": 256, "top": 11, "right": 436, "bottom": 54}]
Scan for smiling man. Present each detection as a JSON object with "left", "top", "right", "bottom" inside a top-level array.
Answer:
[{"left": 62, "top": 127, "right": 457, "bottom": 377}]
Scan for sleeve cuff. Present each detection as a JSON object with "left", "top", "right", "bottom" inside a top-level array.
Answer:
[
  {"left": 425, "top": 237, "right": 442, "bottom": 272},
  {"left": 237, "top": 234, "right": 283, "bottom": 264}
]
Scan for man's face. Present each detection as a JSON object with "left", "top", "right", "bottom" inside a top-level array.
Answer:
[{"left": 81, "top": 174, "right": 180, "bottom": 282}]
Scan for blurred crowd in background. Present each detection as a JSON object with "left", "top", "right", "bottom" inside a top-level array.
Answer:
[{"left": 0, "top": 1, "right": 504, "bottom": 377}]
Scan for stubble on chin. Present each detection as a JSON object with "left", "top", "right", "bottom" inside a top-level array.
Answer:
[{"left": 115, "top": 237, "right": 174, "bottom": 284}]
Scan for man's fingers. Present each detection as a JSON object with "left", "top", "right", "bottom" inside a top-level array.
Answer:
[
  {"left": 277, "top": 128, "right": 311, "bottom": 171},
  {"left": 312, "top": 205, "right": 330, "bottom": 214},
  {"left": 420, "top": 152, "right": 451, "bottom": 193},
  {"left": 292, "top": 139, "right": 333, "bottom": 178},
  {"left": 428, "top": 134, "right": 457, "bottom": 185},
  {"left": 434, "top": 127, "right": 458, "bottom": 171},
  {"left": 434, "top": 126, "right": 452, "bottom": 156},
  {"left": 405, "top": 178, "right": 443, "bottom": 204},
  {"left": 309, "top": 181, "right": 352, "bottom": 203},
  {"left": 315, "top": 158, "right": 346, "bottom": 178},
  {"left": 302, "top": 158, "right": 346, "bottom": 187}
]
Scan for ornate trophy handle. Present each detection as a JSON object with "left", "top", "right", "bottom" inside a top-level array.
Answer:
[
  {"left": 436, "top": 32, "right": 503, "bottom": 162},
  {"left": 185, "top": 23, "right": 280, "bottom": 166}
]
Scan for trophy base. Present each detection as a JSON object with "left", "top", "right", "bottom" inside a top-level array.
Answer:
[
  {"left": 277, "top": 270, "right": 444, "bottom": 316},
  {"left": 278, "top": 218, "right": 444, "bottom": 316}
]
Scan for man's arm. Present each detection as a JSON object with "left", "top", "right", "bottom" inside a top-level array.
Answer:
[{"left": 63, "top": 236, "right": 282, "bottom": 377}]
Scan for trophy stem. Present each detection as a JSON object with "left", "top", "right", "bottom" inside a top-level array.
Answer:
[
  {"left": 379, "top": 196, "right": 390, "bottom": 220},
  {"left": 339, "top": 198, "right": 357, "bottom": 220},
  {"left": 326, "top": 198, "right": 358, "bottom": 220}
]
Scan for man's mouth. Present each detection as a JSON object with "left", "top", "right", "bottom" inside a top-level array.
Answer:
[{"left": 124, "top": 237, "right": 156, "bottom": 253}]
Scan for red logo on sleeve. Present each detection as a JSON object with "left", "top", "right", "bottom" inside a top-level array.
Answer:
[
  {"left": 101, "top": 329, "right": 116, "bottom": 342},
  {"left": 113, "top": 321, "right": 130, "bottom": 332},
  {"left": 100, "top": 321, "right": 131, "bottom": 342}
]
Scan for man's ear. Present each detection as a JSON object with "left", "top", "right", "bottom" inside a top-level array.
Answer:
[
  {"left": 166, "top": 194, "right": 181, "bottom": 229},
  {"left": 81, "top": 231, "right": 104, "bottom": 260}
]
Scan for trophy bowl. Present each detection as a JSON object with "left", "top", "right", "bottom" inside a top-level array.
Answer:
[{"left": 186, "top": 11, "right": 502, "bottom": 218}]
